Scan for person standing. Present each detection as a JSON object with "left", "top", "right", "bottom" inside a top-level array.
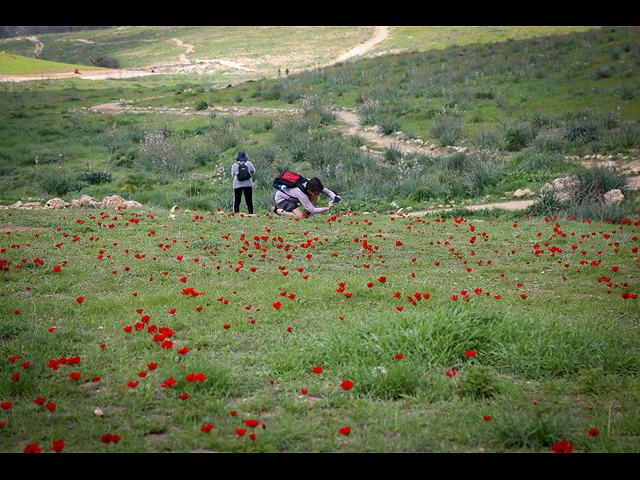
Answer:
[{"left": 231, "top": 151, "right": 256, "bottom": 215}]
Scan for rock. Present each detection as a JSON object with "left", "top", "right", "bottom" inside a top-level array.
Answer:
[
  {"left": 11, "top": 201, "right": 24, "bottom": 209},
  {"left": 170, "top": 205, "right": 182, "bottom": 213},
  {"left": 102, "top": 195, "right": 126, "bottom": 209},
  {"left": 604, "top": 189, "right": 624, "bottom": 206},
  {"left": 169, "top": 214, "right": 176, "bottom": 220},
  {"left": 514, "top": 188, "right": 535, "bottom": 198},
  {"left": 124, "top": 200, "right": 142, "bottom": 209},
  {"left": 45, "top": 198, "right": 70, "bottom": 209},
  {"left": 21, "top": 202, "right": 42, "bottom": 209},
  {"left": 72, "top": 195, "right": 100, "bottom": 209}
]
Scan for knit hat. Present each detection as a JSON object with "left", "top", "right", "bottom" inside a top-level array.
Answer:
[{"left": 236, "top": 151, "right": 248, "bottom": 162}]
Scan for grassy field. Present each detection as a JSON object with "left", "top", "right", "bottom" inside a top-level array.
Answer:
[
  {"left": 0, "top": 52, "right": 101, "bottom": 76},
  {"left": 0, "top": 205, "right": 638, "bottom": 453},
  {"left": 0, "top": 26, "right": 640, "bottom": 453}
]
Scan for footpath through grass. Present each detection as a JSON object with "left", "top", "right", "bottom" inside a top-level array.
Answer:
[{"left": 1, "top": 206, "right": 639, "bottom": 452}]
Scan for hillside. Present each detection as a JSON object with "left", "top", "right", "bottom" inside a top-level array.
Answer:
[{"left": 0, "top": 26, "right": 598, "bottom": 79}]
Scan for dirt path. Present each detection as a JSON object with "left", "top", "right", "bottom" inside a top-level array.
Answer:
[{"left": 329, "top": 26, "right": 389, "bottom": 65}]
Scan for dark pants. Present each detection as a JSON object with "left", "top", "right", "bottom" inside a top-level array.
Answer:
[{"left": 234, "top": 187, "right": 253, "bottom": 214}]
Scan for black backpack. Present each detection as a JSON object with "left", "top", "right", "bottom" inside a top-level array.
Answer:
[
  {"left": 236, "top": 161, "right": 251, "bottom": 181},
  {"left": 273, "top": 171, "right": 308, "bottom": 195}
]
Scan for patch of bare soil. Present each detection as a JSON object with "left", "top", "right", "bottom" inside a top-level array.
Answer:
[{"left": 0, "top": 223, "right": 49, "bottom": 233}]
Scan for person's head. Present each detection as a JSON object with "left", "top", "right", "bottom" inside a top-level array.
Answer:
[
  {"left": 306, "top": 177, "right": 324, "bottom": 197},
  {"left": 236, "top": 151, "right": 248, "bottom": 162}
]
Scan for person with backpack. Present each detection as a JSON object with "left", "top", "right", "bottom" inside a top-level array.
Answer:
[
  {"left": 269, "top": 172, "right": 341, "bottom": 219},
  {"left": 231, "top": 151, "right": 256, "bottom": 215}
]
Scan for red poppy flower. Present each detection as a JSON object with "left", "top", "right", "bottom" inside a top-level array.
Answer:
[
  {"left": 161, "top": 340, "right": 173, "bottom": 349},
  {"left": 1, "top": 402, "right": 12, "bottom": 410},
  {"left": 138, "top": 371, "right": 147, "bottom": 378},
  {"left": 249, "top": 433, "right": 257, "bottom": 440},
  {"left": 124, "top": 325, "right": 133, "bottom": 333},
  {"left": 396, "top": 306, "right": 403, "bottom": 311},
  {"left": 313, "top": 367, "right": 322, "bottom": 374},
  {"left": 168, "top": 308, "right": 177, "bottom": 315},
  {"left": 70, "top": 372, "right": 81, "bottom": 380},
  {"left": 466, "top": 351, "right": 477, "bottom": 358},
  {"left": 273, "top": 301, "right": 282, "bottom": 310},
  {"left": 236, "top": 428, "right": 247, "bottom": 437},
  {"left": 551, "top": 440, "right": 574, "bottom": 453},
  {"left": 11, "top": 373, "right": 20, "bottom": 382},
  {"left": 24, "top": 443, "right": 42, "bottom": 453},
  {"left": 161, "top": 377, "right": 177, "bottom": 388},
  {"left": 223, "top": 324, "right": 231, "bottom": 329},
  {"left": 76, "top": 297, "right": 85, "bottom": 304},
  {"left": 48, "top": 438, "right": 65, "bottom": 453},
  {"left": 178, "top": 392, "right": 191, "bottom": 400},
  {"left": 128, "top": 380, "right": 139, "bottom": 388},
  {"left": 588, "top": 428, "right": 599, "bottom": 437},
  {"left": 54, "top": 266, "right": 61, "bottom": 272},
  {"left": 341, "top": 380, "right": 354, "bottom": 391},
  {"left": 520, "top": 294, "right": 528, "bottom": 299},
  {"left": 446, "top": 369, "right": 456, "bottom": 378},
  {"left": 395, "top": 354, "right": 404, "bottom": 359},
  {"left": 148, "top": 362, "right": 158, "bottom": 371},
  {"left": 230, "top": 410, "right": 237, "bottom": 417},
  {"left": 196, "top": 307, "right": 203, "bottom": 312},
  {"left": 101, "top": 434, "right": 113, "bottom": 444},
  {"left": 201, "top": 423, "right": 214, "bottom": 433},
  {"left": 34, "top": 397, "right": 47, "bottom": 406},
  {"left": 45, "top": 403, "right": 57, "bottom": 411},
  {"left": 483, "top": 415, "right": 492, "bottom": 421},
  {"left": 339, "top": 426, "right": 351, "bottom": 436},
  {"left": 245, "top": 419, "right": 260, "bottom": 428},
  {"left": 0, "top": 421, "right": 5, "bottom": 428},
  {"left": 301, "top": 388, "right": 308, "bottom": 394}
]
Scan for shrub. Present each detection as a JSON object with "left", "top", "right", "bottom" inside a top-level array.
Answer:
[
  {"left": 504, "top": 123, "right": 537, "bottom": 151},
  {"left": 89, "top": 53, "right": 121, "bottom": 69},
  {"left": 564, "top": 116, "right": 603, "bottom": 144},
  {"left": 572, "top": 166, "right": 630, "bottom": 205},
  {"left": 378, "top": 114, "right": 402, "bottom": 135},
  {"left": 195, "top": 100, "right": 208, "bottom": 111},
  {"left": 430, "top": 117, "right": 463, "bottom": 147},
  {"left": 532, "top": 135, "right": 567, "bottom": 154},
  {"left": 36, "top": 170, "right": 77, "bottom": 197},
  {"left": 82, "top": 171, "right": 113, "bottom": 184},
  {"left": 596, "top": 66, "right": 613, "bottom": 79}
]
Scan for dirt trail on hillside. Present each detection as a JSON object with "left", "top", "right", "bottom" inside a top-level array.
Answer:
[
  {"left": 329, "top": 26, "right": 388, "bottom": 65},
  {"left": 334, "top": 109, "right": 539, "bottom": 213}
]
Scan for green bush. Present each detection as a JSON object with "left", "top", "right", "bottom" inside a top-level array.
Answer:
[
  {"left": 430, "top": 117, "right": 463, "bottom": 147},
  {"left": 195, "top": 100, "right": 209, "bottom": 111},
  {"left": 36, "top": 169, "right": 77, "bottom": 197},
  {"left": 82, "top": 171, "right": 113, "bottom": 184}
]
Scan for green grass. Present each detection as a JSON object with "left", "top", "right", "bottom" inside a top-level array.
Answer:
[
  {"left": 0, "top": 207, "right": 639, "bottom": 453},
  {"left": 0, "top": 52, "right": 101, "bottom": 75},
  {"left": 0, "top": 26, "right": 640, "bottom": 452}
]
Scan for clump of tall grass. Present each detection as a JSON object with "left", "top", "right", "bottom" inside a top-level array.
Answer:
[
  {"left": 429, "top": 115, "right": 464, "bottom": 147},
  {"left": 36, "top": 169, "right": 78, "bottom": 197}
]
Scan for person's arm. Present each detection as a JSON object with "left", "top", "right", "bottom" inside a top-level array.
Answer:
[{"left": 291, "top": 188, "right": 330, "bottom": 214}]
